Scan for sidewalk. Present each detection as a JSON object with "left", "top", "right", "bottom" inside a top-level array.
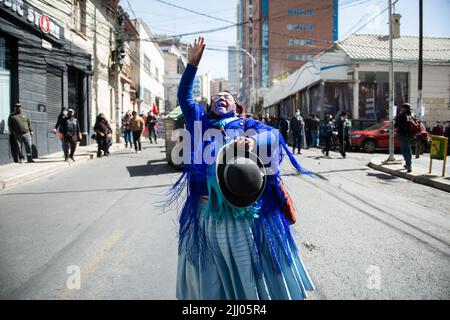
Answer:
[
  {"left": 0, "top": 143, "right": 126, "bottom": 191},
  {"left": 369, "top": 154, "right": 450, "bottom": 193}
]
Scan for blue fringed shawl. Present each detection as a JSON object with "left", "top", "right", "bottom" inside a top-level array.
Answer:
[{"left": 171, "top": 63, "right": 312, "bottom": 279}]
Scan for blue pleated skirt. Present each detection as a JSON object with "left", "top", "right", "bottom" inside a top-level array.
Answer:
[{"left": 176, "top": 199, "right": 315, "bottom": 300}]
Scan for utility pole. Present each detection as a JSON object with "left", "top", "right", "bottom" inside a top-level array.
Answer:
[
  {"left": 415, "top": 0, "right": 424, "bottom": 158},
  {"left": 386, "top": 0, "right": 396, "bottom": 162},
  {"left": 417, "top": 0, "right": 423, "bottom": 120},
  {"left": 241, "top": 48, "right": 256, "bottom": 113}
]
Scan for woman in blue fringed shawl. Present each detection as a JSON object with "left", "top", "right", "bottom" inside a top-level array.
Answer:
[{"left": 173, "top": 36, "right": 315, "bottom": 300}]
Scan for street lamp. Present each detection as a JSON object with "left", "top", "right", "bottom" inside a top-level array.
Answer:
[{"left": 241, "top": 48, "right": 256, "bottom": 113}]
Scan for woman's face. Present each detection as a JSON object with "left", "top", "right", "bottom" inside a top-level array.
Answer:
[{"left": 210, "top": 92, "right": 236, "bottom": 116}]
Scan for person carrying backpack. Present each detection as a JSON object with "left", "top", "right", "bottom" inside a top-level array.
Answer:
[{"left": 395, "top": 103, "right": 417, "bottom": 173}]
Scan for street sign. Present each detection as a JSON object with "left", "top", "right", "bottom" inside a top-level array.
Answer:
[{"left": 429, "top": 135, "right": 448, "bottom": 176}]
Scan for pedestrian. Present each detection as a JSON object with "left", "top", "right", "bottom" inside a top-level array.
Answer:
[
  {"left": 122, "top": 110, "right": 133, "bottom": 150},
  {"left": 289, "top": 110, "right": 304, "bottom": 154},
  {"left": 61, "top": 108, "right": 81, "bottom": 162},
  {"left": 8, "top": 102, "right": 35, "bottom": 163},
  {"left": 321, "top": 115, "right": 335, "bottom": 157},
  {"left": 146, "top": 111, "right": 158, "bottom": 144},
  {"left": 129, "top": 110, "right": 144, "bottom": 153},
  {"left": 395, "top": 103, "right": 414, "bottom": 172},
  {"left": 279, "top": 116, "right": 289, "bottom": 142},
  {"left": 235, "top": 105, "right": 243, "bottom": 117},
  {"left": 310, "top": 113, "right": 321, "bottom": 148},
  {"left": 52, "top": 106, "right": 68, "bottom": 153},
  {"left": 264, "top": 114, "right": 273, "bottom": 127},
  {"left": 305, "top": 114, "right": 312, "bottom": 147},
  {"left": 444, "top": 120, "right": 450, "bottom": 155},
  {"left": 431, "top": 120, "right": 444, "bottom": 136},
  {"left": 94, "top": 113, "right": 112, "bottom": 157},
  {"left": 173, "top": 36, "right": 314, "bottom": 300},
  {"left": 336, "top": 111, "right": 351, "bottom": 158},
  {"left": 444, "top": 120, "right": 450, "bottom": 139}
]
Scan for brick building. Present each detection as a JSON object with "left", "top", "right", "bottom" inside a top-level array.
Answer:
[{"left": 238, "top": 0, "right": 338, "bottom": 112}]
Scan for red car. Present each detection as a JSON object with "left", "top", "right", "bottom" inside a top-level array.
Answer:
[{"left": 350, "top": 121, "right": 430, "bottom": 153}]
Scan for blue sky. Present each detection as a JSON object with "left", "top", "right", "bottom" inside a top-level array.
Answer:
[{"left": 127, "top": 0, "right": 450, "bottom": 79}]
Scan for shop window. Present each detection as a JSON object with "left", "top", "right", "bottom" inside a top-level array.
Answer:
[
  {"left": 0, "top": 36, "right": 11, "bottom": 134},
  {"left": 358, "top": 71, "right": 409, "bottom": 120},
  {"left": 72, "top": 0, "right": 87, "bottom": 35}
]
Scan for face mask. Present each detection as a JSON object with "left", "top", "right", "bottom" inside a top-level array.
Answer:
[
  {"left": 63, "top": 111, "right": 68, "bottom": 116},
  {"left": 296, "top": 112, "right": 301, "bottom": 117}
]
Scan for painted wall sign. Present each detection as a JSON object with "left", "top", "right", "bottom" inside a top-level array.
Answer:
[
  {"left": 39, "top": 15, "right": 50, "bottom": 33},
  {"left": 0, "top": 0, "right": 65, "bottom": 41}
]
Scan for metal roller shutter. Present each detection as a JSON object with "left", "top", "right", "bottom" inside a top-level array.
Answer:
[{"left": 46, "top": 66, "right": 63, "bottom": 132}]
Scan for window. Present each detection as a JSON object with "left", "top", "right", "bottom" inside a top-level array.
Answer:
[
  {"left": 144, "top": 88, "right": 152, "bottom": 104},
  {"left": 0, "top": 36, "right": 11, "bottom": 134},
  {"left": 287, "top": 24, "right": 313, "bottom": 32},
  {"left": 358, "top": 71, "right": 409, "bottom": 120},
  {"left": 72, "top": 0, "right": 86, "bottom": 35},
  {"left": 155, "top": 67, "right": 159, "bottom": 81},
  {"left": 288, "top": 39, "right": 312, "bottom": 46},
  {"left": 288, "top": 9, "right": 313, "bottom": 16},
  {"left": 144, "top": 55, "right": 151, "bottom": 76},
  {"left": 287, "top": 54, "right": 313, "bottom": 61}
]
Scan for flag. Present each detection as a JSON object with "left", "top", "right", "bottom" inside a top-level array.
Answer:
[{"left": 152, "top": 102, "right": 159, "bottom": 115}]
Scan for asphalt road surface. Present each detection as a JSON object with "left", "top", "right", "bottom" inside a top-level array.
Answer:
[{"left": 0, "top": 142, "right": 449, "bottom": 299}]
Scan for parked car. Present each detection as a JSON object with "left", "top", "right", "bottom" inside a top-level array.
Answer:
[{"left": 350, "top": 121, "right": 430, "bottom": 153}]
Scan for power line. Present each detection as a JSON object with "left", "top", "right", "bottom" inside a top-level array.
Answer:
[
  {"left": 154, "top": 0, "right": 235, "bottom": 25},
  {"left": 351, "top": 0, "right": 401, "bottom": 35}
]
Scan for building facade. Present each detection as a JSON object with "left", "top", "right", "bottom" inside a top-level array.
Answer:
[
  {"left": 227, "top": 45, "right": 239, "bottom": 94},
  {"left": 131, "top": 19, "right": 165, "bottom": 115},
  {"left": 160, "top": 44, "right": 187, "bottom": 113},
  {"left": 210, "top": 78, "right": 230, "bottom": 95},
  {"left": 263, "top": 34, "right": 450, "bottom": 130},
  {"left": 0, "top": 0, "right": 101, "bottom": 164},
  {"left": 238, "top": 0, "right": 338, "bottom": 111}
]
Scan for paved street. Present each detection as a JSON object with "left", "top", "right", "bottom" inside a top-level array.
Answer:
[{"left": 0, "top": 142, "right": 449, "bottom": 299}]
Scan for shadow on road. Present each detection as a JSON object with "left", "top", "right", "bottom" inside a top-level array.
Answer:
[
  {"left": 0, "top": 184, "right": 173, "bottom": 196},
  {"left": 367, "top": 172, "right": 398, "bottom": 180},
  {"left": 126, "top": 159, "right": 177, "bottom": 177}
]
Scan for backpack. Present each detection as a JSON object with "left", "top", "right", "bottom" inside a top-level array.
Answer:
[{"left": 407, "top": 115, "right": 421, "bottom": 135}]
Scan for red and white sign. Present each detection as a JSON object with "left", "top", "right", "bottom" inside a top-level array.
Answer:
[{"left": 40, "top": 15, "right": 50, "bottom": 34}]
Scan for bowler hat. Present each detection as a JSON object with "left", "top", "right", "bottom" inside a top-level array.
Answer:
[
  {"left": 402, "top": 103, "right": 412, "bottom": 111},
  {"left": 216, "top": 142, "right": 267, "bottom": 208}
]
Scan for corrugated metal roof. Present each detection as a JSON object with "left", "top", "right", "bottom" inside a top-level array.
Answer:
[{"left": 337, "top": 34, "right": 450, "bottom": 64}]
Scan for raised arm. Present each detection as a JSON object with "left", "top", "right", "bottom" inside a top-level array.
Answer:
[{"left": 177, "top": 37, "right": 206, "bottom": 127}]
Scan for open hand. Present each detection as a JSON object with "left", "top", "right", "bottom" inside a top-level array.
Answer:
[{"left": 188, "top": 36, "right": 205, "bottom": 67}]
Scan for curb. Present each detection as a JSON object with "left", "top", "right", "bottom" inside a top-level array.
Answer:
[
  {"left": 0, "top": 144, "right": 124, "bottom": 191},
  {"left": 368, "top": 161, "right": 450, "bottom": 193},
  {"left": 0, "top": 155, "right": 92, "bottom": 191}
]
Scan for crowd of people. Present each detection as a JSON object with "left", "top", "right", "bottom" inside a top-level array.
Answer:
[
  {"left": 7, "top": 98, "right": 450, "bottom": 166},
  {"left": 234, "top": 110, "right": 351, "bottom": 158}
]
